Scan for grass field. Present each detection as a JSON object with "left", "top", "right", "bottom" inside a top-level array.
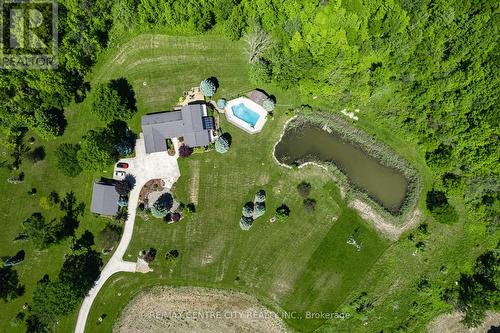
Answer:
[
  {"left": 0, "top": 33, "right": 271, "bottom": 332},
  {"left": 1, "top": 32, "right": 496, "bottom": 333},
  {"left": 68, "top": 33, "right": 389, "bottom": 332},
  {"left": 85, "top": 112, "right": 389, "bottom": 332}
]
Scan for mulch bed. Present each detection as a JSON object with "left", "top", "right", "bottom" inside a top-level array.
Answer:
[{"left": 138, "top": 179, "right": 165, "bottom": 202}]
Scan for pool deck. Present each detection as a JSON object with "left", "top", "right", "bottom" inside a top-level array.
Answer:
[{"left": 225, "top": 97, "right": 267, "bottom": 134}]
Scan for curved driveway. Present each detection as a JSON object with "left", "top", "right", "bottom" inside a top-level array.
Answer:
[{"left": 74, "top": 135, "right": 180, "bottom": 333}]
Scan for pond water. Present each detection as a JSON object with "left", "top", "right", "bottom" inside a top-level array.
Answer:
[{"left": 274, "top": 126, "right": 409, "bottom": 212}]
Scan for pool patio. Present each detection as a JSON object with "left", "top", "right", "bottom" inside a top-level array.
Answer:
[{"left": 225, "top": 97, "right": 268, "bottom": 134}]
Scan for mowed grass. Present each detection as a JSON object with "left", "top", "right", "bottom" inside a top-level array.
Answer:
[
  {"left": 86, "top": 109, "right": 389, "bottom": 332},
  {"left": 80, "top": 33, "right": 497, "bottom": 333},
  {"left": 0, "top": 104, "right": 113, "bottom": 331},
  {"left": 0, "top": 33, "right": 282, "bottom": 333},
  {"left": 87, "top": 33, "right": 257, "bottom": 132}
]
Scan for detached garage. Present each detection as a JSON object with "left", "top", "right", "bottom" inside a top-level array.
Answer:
[{"left": 91, "top": 182, "right": 119, "bottom": 216}]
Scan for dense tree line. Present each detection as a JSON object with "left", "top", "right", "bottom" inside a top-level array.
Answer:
[
  {"left": 1, "top": 1, "right": 496, "bottom": 228},
  {"left": 444, "top": 247, "right": 500, "bottom": 327},
  {"left": 0, "top": 0, "right": 113, "bottom": 146}
]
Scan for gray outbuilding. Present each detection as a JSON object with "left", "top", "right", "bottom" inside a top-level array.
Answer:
[{"left": 91, "top": 182, "right": 120, "bottom": 216}]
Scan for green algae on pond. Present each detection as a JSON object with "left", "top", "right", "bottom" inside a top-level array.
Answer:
[{"left": 274, "top": 126, "right": 409, "bottom": 212}]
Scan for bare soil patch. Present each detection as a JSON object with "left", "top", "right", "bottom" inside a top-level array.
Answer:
[
  {"left": 348, "top": 199, "right": 421, "bottom": 241},
  {"left": 138, "top": 179, "right": 164, "bottom": 203},
  {"left": 114, "top": 286, "right": 287, "bottom": 333},
  {"left": 188, "top": 160, "right": 200, "bottom": 205}
]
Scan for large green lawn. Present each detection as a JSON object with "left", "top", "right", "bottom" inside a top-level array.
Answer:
[
  {"left": 0, "top": 33, "right": 279, "bottom": 332},
  {"left": 1, "top": 32, "right": 495, "bottom": 333},
  {"left": 72, "top": 33, "right": 389, "bottom": 332},
  {"left": 85, "top": 112, "right": 389, "bottom": 332}
]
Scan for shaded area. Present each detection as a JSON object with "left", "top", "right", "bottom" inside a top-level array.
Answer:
[{"left": 110, "top": 78, "right": 137, "bottom": 112}]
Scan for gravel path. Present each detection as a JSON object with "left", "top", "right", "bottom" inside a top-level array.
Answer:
[{"left": 74, "top": 135, "right": 180, "bottom": 333}]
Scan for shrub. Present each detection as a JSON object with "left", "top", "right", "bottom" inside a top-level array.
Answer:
[
  {"left": 215, "top": 136, "right": 230, "bottom": 154},
  {"left": 39, "top": 197, "right": 52, "bottom": 210},
  {"left": 117, "top": 196, "right": 128, "bottom": 207},
  {"left": 166, "top": 249, "right": 179, "bottom": 259},
  {"left": 56, "top": 144, "right": 82, "bottom": 177},
  {"left": 178, "top": 144, "right": 193, "bottom": 158},
  {"left": 115, "top": 206, "right": 128, "bottom": 223},
  {"left": 262, "top": 98, "right": 275, "bottom": 112},
  {"left": 143, "top": 248, "right": 157, "bottom": 263},
  {"left": 303, "top": 198, "right": 317, "bottom": 212},
  {"left": 26, "top": 146, "right": 45, "bottom": 163},
  {"left": 151, "top": 193, "right": 173, "bottom": 218},
  {"left": 217, "top": 98, "right": 227, "bottom": 109},
  {"left": 297, "top": 182, "right": 311, "bottom": 198},
  {"left": 276, "top": 204, "right": 291, "bottom": 221},
  {"left": 186, "top": 203, "right": 196, "bottom": 213},
  {"left": 418, "top": 223, "right": 429, "bottom": 235},
  {"left": 255, "top": 189, "right": 266, "bottom": 203},
  {"left": 239, "top": 216, "right": 253, "bottom": 230},
  {"left": 171, "top": 212, "right": 181, "bottom": 223},
  {"left": 200, "top": 79, "right": 216, "bottom": 97},
  {"left": 242, "top": 202, "right": 254, "bottom": 217},
  {"left": 115, "top": 180, "right": 132, "bottom": 196},
  {"left": 254, "top": 201, "right": 266, "bottom": 218}
]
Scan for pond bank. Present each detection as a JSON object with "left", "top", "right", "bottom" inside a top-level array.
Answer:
[{"left": 273, "top": 111, "right": 421, "bottom": 237}]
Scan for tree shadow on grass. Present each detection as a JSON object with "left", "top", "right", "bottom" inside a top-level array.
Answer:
[
  {"left": 221, "top": 132, "right": 232, "bottom": 146},
  {"left": 110, "top": 78, "right": 137, "bottom": 111},
  {"left": 57, "top": 192, "right": 85, "bottom": 239},
  {"left": 208, "top": 76, "right": 219, "bottom": 90}
]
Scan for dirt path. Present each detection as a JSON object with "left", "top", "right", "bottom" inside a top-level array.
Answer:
[
  {"left": 348, "top": 199, "right": 421, "bottom": 240},
  {"left": 114, "top": 286, "right": 287, "bottom": 333},
  {"left": 427, "top": 311, "right": 500, "bottom": 333}
]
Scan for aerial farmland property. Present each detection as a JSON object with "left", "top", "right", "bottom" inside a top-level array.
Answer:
[{"left": 0, "top": 1, "right": 498, "bottom": 333}]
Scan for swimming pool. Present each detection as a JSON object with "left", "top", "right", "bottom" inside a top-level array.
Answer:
[
  {"left": 225, "top": 97, "right": 268, "bottom": 134},
  {"left": 231, "top": 103, "right": 260, "bottom": 127}
]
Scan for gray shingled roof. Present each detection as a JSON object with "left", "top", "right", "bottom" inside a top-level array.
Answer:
[
  {"left": 91, "top": 182, "right": 119, "bottom": 216},
  {"left": 141, "top": 104, "right": 211, "bottom": 153}
]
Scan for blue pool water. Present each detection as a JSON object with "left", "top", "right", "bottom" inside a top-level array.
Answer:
[{"left": 231, "top": 103, "right": 260, "bottom": 127}]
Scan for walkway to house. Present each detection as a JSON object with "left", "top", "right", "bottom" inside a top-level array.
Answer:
[{"left": 74, "top": 134, "right": 180, "bottom": 333}]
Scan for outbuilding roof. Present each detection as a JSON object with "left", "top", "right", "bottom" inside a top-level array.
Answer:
[{"left": 90, "top": 182, "right": 120, "bottom": 216}]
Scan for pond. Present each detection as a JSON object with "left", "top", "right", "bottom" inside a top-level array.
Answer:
[{"left": 274, "top": 126, "right": 409, "bottom": 212}]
